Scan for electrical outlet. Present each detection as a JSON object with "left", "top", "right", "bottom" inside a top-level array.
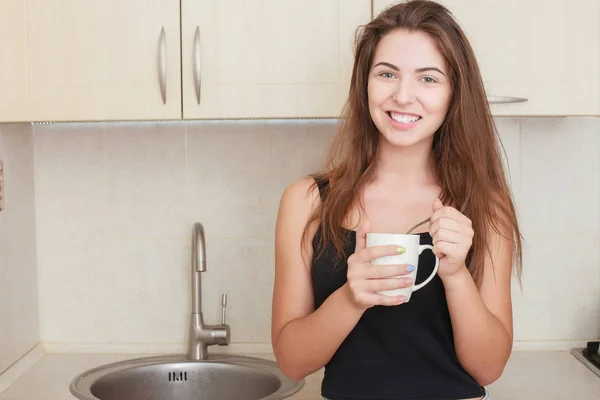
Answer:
[{"left": 0, "top": 159, "right": 4, "bottom": 212}]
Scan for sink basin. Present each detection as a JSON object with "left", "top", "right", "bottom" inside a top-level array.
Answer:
[{"left": 70, "top": 354, "right": 304, "bottom": 400}]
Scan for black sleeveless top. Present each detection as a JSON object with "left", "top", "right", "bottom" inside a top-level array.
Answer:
[{"left": 311, "top": 180, "right": 485, "bottom": 400}]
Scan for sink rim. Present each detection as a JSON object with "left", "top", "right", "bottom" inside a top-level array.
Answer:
[{"left": 69, "top": 353, "right": 304, "bottom": 400}]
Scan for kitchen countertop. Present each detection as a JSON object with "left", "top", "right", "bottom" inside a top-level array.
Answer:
[{"left": 0, "top": 351, "right": 599, "bottom": 400}]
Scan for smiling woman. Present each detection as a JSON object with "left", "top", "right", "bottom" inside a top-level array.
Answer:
[
  {"left": 271, "top": 1, "right": 523, "bottom": 400},
  {"left": 368, "top": 29, "right": 452, "bottom": 146}
]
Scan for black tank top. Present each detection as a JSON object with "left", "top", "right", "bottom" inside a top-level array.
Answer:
[{"left": 311, "top": 179, "right": 485, "bottom": 400}]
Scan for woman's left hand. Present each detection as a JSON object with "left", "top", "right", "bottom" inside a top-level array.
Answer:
[{"left": 429, "top": 199, "right": 473, "bottom": 280}]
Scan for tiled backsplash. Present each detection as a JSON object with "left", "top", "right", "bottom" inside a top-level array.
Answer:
[
  {"left": 3, "top": 117, "right": 600, "bottom": 356},
  {"left": 33, "top": 120, "right": 336, "bottom": 349},
  {"left": 0, "top": 124, "right": 39, "bottom": 372},
  {"left": 514, "top": 118, "right": 600, "bottom": 342}
]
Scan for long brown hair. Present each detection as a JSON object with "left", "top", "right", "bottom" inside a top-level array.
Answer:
[{"left": 304, "top": 0, "right": 522, "bottom": 286}]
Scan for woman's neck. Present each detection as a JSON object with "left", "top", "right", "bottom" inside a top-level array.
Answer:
[{"left": 374, "top": 138, "right": 437, "bottom": 187}]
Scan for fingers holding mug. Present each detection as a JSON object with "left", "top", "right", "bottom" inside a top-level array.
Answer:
[{"left": 365, "top": 232, "right": 438, "bottom": 303}]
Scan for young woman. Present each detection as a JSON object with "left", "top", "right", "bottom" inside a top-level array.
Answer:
[{"left": 271, "top": 1, "right": 523, "bottom": 399}]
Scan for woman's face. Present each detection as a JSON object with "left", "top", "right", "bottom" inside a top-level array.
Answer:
[{"left": 367, "top": 29, "right": 452, "bottom": 149}]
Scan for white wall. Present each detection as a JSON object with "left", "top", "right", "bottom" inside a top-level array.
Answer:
[
  {"left": 0, "top": 123, "right": 39, "bottom": 372},
  {"left": 31, "top": 117, "right": 600, "bottom": 352},
  {"left": 511, "top": 118, "right": 600, "bottom": 343}
]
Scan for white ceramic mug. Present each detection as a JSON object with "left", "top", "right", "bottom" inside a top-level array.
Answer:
[{"left": 365, "top": 233, "right": 439, "bottom": 302}]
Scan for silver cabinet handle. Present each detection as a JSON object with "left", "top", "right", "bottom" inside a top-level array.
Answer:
[
  {"left": 487, "top": 96, "right": 528, "bottom": 104},
  {"left": 159, "top": 27, "right": 167, "bottom": 104},
  {"left": 193, "top": 26, "right": 202, "bottom": 104}
]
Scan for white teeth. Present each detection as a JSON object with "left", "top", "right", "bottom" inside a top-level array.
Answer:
[{"left": 390, "top": 113, "right": 420, "bottom": 124}]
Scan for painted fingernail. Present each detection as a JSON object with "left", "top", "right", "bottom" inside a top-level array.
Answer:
[
  {"left": 396, "top": 246, "right": 406, "bottom": 254},
  {"left": 406, "top": 265, "right": 415, "bottom": 272}
]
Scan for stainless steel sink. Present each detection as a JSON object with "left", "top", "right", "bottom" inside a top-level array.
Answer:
[
  {"left": 69, "top": 223, "right": 305, "bottom": 399},
  {"left": 70, "top": 354, "right": 304, "bottom": 400}
]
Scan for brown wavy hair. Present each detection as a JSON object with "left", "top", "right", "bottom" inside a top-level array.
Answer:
[{"left": 303, "top": 0, "right": 522, "bottom": 286}]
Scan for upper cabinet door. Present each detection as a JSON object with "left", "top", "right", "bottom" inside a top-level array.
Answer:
[
  {"left": 0, "top": 1, "right": 27, "bottom": 122},
  {"left": 373, "top": 0, "right": 599, "bottom": 116},
  {"left": 26, "top": 0, "right": 182, "bottom": 122},
  {"left": 181, "top": 0, "right": 371, "bottom": 119}
]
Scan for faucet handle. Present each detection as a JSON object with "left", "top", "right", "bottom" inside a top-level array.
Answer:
[{"left": 221, "top": 293, "right": 228, "bottom": 325}]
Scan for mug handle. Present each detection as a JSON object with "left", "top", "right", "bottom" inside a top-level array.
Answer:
[{"left": 412, "top": 244, "right": 439, "bottom": 291}]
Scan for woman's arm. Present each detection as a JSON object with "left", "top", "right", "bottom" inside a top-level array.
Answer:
[
  {"left": 442, "top": 228, "right": 514, "bottom": 386},
  {"left": 430, "top": 200, "right": 514, "bottom": 386},
  {"left": 271, "top": 178, "right": 364, "bottom": 381}
]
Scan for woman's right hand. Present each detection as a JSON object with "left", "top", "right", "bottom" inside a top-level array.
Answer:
[{"left": 343, "top": 220, "right": 415, "bottom": 310}]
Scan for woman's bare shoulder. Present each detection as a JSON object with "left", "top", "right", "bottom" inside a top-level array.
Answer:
[{"left": 279, "top": 176, "right": 321, "bottom": 215}]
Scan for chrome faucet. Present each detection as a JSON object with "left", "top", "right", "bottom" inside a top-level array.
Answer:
[{"left": 188, "top": 222, "right": 231, "bottom": 360}]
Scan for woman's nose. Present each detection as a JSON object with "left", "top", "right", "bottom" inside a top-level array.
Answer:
[{"left": 392, "top": 79, "right": 416, "bottom": 105}]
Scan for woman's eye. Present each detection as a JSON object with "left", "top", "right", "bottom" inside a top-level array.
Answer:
[
  {"left": 422, "top": 76, "right": 436, "bottom": 83},
  {"left": 380, "top": 72, "right": 395, "bottom": 79}
]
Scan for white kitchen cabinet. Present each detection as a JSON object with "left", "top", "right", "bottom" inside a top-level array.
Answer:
[
  {"left": 0, "top": 1, "right": 27, "bottom": 122},
  {"left": 181, "top": 0, "right": 371, "bottom": 119},
  {"left": 18, "top": 0, "right": 370, "bottom": 122},
  {"left": 3, "top": 0, "right": 595, "bottom": 122},
  {"left": 25, "top": 0, "right": 182, "bottom": 122},
  {"left": 373, "top": 0, "right": 600, "bottom": 116}
]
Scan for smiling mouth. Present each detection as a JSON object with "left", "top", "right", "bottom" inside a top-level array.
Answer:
[{"left": 387, "top": 112, "right": 422, "bottom": 124}]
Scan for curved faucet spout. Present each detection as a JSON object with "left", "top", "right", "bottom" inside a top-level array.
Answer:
[{"left": 192, "top": 222, "right": 207, "bottom": 272}]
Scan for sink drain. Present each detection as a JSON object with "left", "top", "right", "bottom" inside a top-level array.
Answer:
[{"left": 168, "top": 371, "right": 188, "bottom": 382}]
